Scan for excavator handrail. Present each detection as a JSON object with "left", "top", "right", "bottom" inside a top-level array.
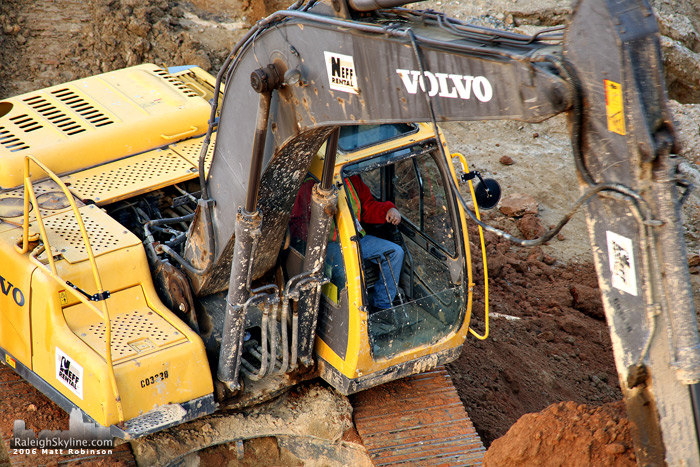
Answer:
[
  {"left": 15, "top": 154, "right": 124, "bottom": 423},
  {"left": 455, "top": 153, "right": 490, "bottom": 340}
]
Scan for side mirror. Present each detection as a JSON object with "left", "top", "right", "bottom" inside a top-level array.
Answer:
[
  {"left": 461, "top": 171, "right": 502, "bottom": 210},
  {"left": 473, "top": 178, "right": 501, "bottom": 210}
]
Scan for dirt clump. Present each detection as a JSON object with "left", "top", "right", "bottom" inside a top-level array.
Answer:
[
  {"left": 570, "top": 283, "right": 605, "bottom": 320},
  {"left": 515, "top": 213, "right": 546, "bottom": 240},
  {"left": 498, "top": 193, "right": 539, "bottom": 218},
  {"left": 484, "top": 400, "right": 635, "bottom": 466}
]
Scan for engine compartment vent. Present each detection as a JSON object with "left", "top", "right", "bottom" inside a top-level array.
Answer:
[
  {"left": 151, "top": 68, "right": 200, "bottom": 98},
  {"left": 22, "top": 94, "right": 86, "bottom": 136},
  {"left": 0, "top": 126, "right": 30, "bottom": 152},
  {"left": 51, "top": 88, "right": 115, "bottom": 128},
  {"left": 9, "top": 113, "right": 42, "bottom": 133}
]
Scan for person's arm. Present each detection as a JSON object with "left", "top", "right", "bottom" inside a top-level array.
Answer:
[{"left": 349, "top": 175, "right": 398, "bottom": 224}]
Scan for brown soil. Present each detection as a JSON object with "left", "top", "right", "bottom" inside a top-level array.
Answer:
[
  {"left": 449, "top": 226, "right": 623, "bottom": 449},
  {"left": 0, "top": 366, "right": 134, "bottom": 466},
  {"left": 2, "top": 0, "right": 700, "bottom": 465},
  {"left": 484, "top": 400, "right": 636, "bottom": 467}
]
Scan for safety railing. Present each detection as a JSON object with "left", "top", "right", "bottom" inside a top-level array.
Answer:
[
  {"left": 15, "top": 155, "right": 124, "bottom": 423},
  {"left": 455, "top": 153, "right": 490, "bottom": 340}
]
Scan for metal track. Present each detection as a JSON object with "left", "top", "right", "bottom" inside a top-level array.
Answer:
[
  {"left": 1, "top": 362, "right": 482, "bottom": 466},
  {"left": 352, "top": 366, "right": 485, "bottom": 466}
]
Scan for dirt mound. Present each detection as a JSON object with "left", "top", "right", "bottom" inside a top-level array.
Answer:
[
  {"left": 0, "top": 0, "right": 241, "bottom": 99},
  {"left": 448, "top": 225, "right": 621, "bottom": 446},
  {"left": 484, "top": 400, "right": 635, "bottom": 466}
]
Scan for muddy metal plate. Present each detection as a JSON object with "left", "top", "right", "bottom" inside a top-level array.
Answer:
[
  {"left": 62, "top": 148, "right": 198, "bottom": 206},
  {"left": 0, "top": 190, "right": 70, "bottom": 220},
  {"left": 64, "top": 287, "right": 187, "bottom": 364},
  {"left": 0, "top": 180, "right": 84, "bottom": 234},
  {"left": 39, "top": 204, "right": 141, "bottom": 263},
  {"left": 169, "top": 133, "right": 217, "bottom": 178},
  {"left": 352, "top": 367, "right": 485, "bottom": 466}
]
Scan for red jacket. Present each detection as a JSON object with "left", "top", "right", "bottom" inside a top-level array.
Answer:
[
  {"left": 290, "top": 175, "right": 394, "bottom": 241},
  {"left": 345, "top": 175, "right": 395, "bottom": 224}
]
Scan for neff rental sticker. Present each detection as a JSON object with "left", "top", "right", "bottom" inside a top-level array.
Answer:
[
  {"left": 396, "top": 69, "right": 493, "bottom": 102},
  {"left": 56, "top": 347, "right": 83, "bottom": 400},
  {"left": 606, "top": 231, "right": 638, "bottom": 296},
  {"left": 324, "top": 51, "right": 359, "bottom": 94}
]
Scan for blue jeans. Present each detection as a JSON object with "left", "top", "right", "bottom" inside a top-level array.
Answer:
[{"left": 326, "top": 235, "right": 404, "bottom": 309}]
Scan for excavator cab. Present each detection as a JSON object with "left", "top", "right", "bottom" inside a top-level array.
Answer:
[
  {"left": 352, "top": 144, "right": 465, "bottom": 359},
  {"left": 288, "top": 123, "right": 474, "bottom": 394}
]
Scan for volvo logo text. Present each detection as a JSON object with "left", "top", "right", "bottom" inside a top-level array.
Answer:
[
  {"left": 0, "top": 274, "right": 25, "bottom": 307},
  {"left": 396, "top": 69, "right": 493, "bottom": 102}
]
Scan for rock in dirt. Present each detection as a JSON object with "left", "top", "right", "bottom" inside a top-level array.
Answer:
[
  {"left": 516, "top": 213, "right": 546, "bottom": 240},
  {"left": 570, "top": 284, "right": 605, "bottom": 320},
  {"left": 499, "top": 193, "right": 539, "bottom": 217},
  {"left": 499, "top": 155, "right": 514, "bottom": 165}
]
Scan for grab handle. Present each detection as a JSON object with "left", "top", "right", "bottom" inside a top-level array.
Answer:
[{"left": 160, "top": 126, "right": 198, "bottom": 140}]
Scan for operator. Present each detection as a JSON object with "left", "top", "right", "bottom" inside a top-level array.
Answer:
[{"left": 290, "top": 175, "right": 404, "bottom": 311}]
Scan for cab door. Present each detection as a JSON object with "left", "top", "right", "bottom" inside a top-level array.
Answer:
[{"left": 349, "top": 147, "right": 468, "bottom": 360}]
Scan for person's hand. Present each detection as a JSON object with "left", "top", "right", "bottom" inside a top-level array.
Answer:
[{"left": 386, "top": 207, "right": 401, "bottom": 225}]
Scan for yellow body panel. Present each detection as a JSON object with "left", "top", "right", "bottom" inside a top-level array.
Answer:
[
  {"left": 0, "top": 65, "right": 218, "bottom": 429},
  {"left": 311, "top": 124, "right": 474, "bottom": 382},
  {"left": 0, "top": 229, "right": 34, "bottom": 367},
  {"left": 26, "top": 235, "right": 213, "bottom": 426},
  {"left": 0, "top": 64, "right": 211, "bottom": 189}
]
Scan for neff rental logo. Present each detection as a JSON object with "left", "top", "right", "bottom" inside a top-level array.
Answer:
[
  {"left": 324, "top": 51, "right": 359, "bottom": 94},
  {"left": 56, "top": 347, "right": 83, "bottom": 400},
  {"left": 0, "top": 274, "right": 25, "bottom": 306},
  {"left": 395, "top": 69, "right": 493, "bottom": 102}
]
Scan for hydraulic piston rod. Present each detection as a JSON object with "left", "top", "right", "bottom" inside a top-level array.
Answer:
[{"left": 217, "top": 66, "right": 281, "bottom": 392}]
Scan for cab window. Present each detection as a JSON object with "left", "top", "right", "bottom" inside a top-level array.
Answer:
[{"left": 338, "top": 124, "right": 416, "bottom": 152}]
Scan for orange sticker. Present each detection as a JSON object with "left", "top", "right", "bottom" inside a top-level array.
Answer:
[{"left": 604, "top": 80, "right": 626, "bottom": 135}]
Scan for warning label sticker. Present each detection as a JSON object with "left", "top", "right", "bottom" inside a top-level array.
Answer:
[
  {"left": 606, "top": 230, "right": 637, "bottom": 296},
  {"left": 324, "top": 51, "right": 359, "bottom": 94},
  {"left": 604, "top": 79, "right": 626, "bottom": 135}
]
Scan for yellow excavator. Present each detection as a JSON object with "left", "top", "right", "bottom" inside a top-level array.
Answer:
[{"left": 0, "top": 0, "right": 698, "bottom": 465}]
